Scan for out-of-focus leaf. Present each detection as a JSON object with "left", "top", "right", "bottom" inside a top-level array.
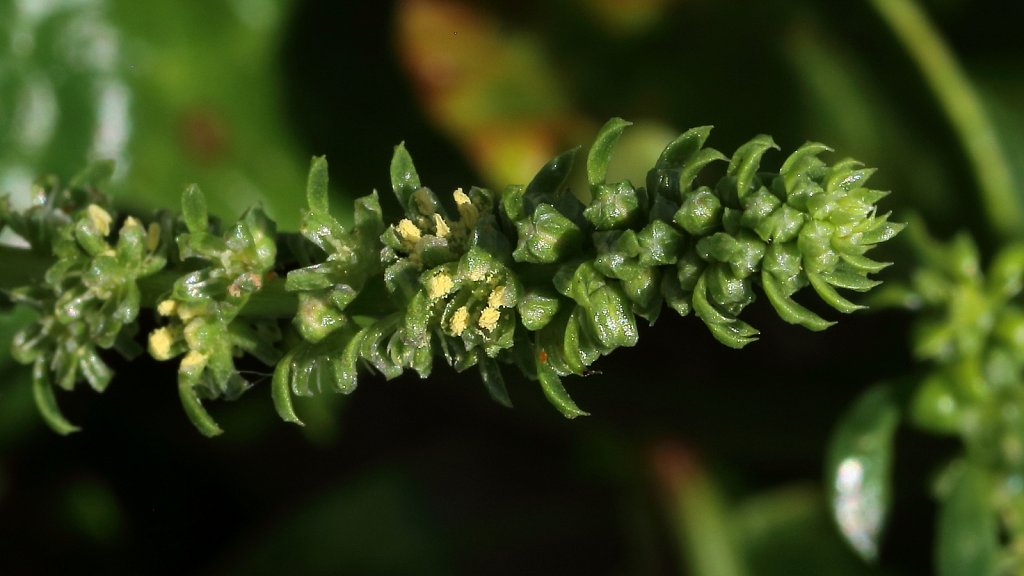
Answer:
[
  {"left": 936, "top": 462, "right": 997, "bottom": 576},
  {"left": 735, "top": 485, "right": 893, "bottom": 576},
  {"left": 394, "top": 0, "right": 587, "bottom": 187},
  {"left": 827, "top": 384, "right": 900, "bottom": 562}
]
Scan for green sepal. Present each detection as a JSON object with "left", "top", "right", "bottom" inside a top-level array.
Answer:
[
  {"left": 513, "top": 204, "right": 584, "bottom": 264},
  {"left": 675, "top": 188, "right": 722, "bottom": 236},
  {"left": 335, "top": 328, "right": 367, "bottom": 394},
  {"left": 809, "top": 272, "right": 864, "bottom": 313},
  {"left": 584, "top": 181, "right": 641, "bottom": 230},
  {"left": 826, "top": 383, "right": 900, "bottom": 562},
  {"left": 525, "top": 147, "right": 579, "bottom": 209},
  {"left": 478, "top": 356, "right": 513, "bottom": 408},
  {"left": 390, "top": 142, "right": 422, "bottom": 212},
  {"left": 655, "top": 125, "right": 714, "bottom": 170},
  {"left": 32, "top": 359, "right": 80, "bottom": 435},
  {"left": 587, "top": 117, "right": 632, "bottom": 187},
  {"left": 558, "top": 262, "right": 638, "bottom": 351},
  {"left": 726, "top": 134, "right": 778, "bottom": 203},
  {"left": 181, "top": 184, "right": 209, "bottom": 235},
  {"left": 535, "top": 346, "right": 588, "bottom": 419},
  {"left": 692, "top": 273, "right": 758, "bottom": 348},
  {"left": 637, "top": 220, "right": 683, "bottom": 266},
  {"left": 762, "top": 270, "right": 834, "bottom": 331},
  {"left": 518, "top": 289, "right": 561, "bottom": 331},
  {"left": 178, "top": 379, "right": 224, "bottom": 438},
  {"left": 306, "top": 156, "right": 331, "bottom": 215},
  {"left": 272, "top": 349, "right": 304, "bottom": 426}
]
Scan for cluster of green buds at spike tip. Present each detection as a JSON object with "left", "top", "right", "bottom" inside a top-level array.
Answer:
[{"left": 0, "top": 118, "right": 902, "bottom": 436}]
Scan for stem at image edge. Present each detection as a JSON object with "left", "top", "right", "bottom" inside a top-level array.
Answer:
[{"left": 870, "top": 0, "right": 1021, "bottom": 240}]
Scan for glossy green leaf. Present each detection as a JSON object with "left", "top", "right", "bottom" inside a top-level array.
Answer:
[{"left": 826, "top": 384, "right": 899, "bottom": 562}]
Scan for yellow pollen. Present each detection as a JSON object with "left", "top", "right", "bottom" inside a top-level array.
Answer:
[
  {"left": 427, "top": 273, "right": 455, "bottom": 300},
  {"left": 433, "top": 213, "right": 450, "bottom": 238},
  {"left": 121, "top": 216, "right": 143, "bottom": 236},
  {"left": 180, "top": 350, "right": 207, "bottom": 371},
  {"left": 454, "top": 188, "right": 478, "bottom": 228},
  {"left": 450, "top": 306, "right": 470, "bottom": 336},
  {"left": 478, "top": 306, "right": 501, "bottom": 332},
  {"left": 157, "top": 299, "right": 178, "bottom": 317},
  {"left": 146, "top": 222, "right": 161, "bottom": 252},
  {"left": 177, "top": 303, "right": 202, "bottom": 322},
  {"left": 487, "top": 286, "right": 507, "bottom": 309},
  {"left": 467, "top": 268, "right": 488, "bottom": 282},
  {"left": 87, "top": 204, "right": 112, "bottom": 236},
  {"left": 396, "top": 219, "right": 421, "bottom": 243},
  {"left": 148, "top": 328, "right": 175, "bottom": 361}
]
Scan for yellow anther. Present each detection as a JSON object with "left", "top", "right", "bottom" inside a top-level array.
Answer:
[
  {"left": 454, "top": 188, "right": 478, "bottom": 228},
  {"left": 180, "top": 350, "right": 207, "bottom": 371},
  {"left": 487, "top": 286, "right": 507, "bottom": 309},
  {"left": 450, "top": 306, "right": 470, "bottom": 336},
  {"left": 148, "top": 328, "right": 175, "bottom": 361},
  {"left": 146, "top": 222, "right": 161, "bottom": 252},
  {"left": 157, "top": 299, "right": 178, "bottom": 317},
  {"left": 121, "top": 216, "right": 143, "bottom": 235},
  {"left": 177, "top": 303, "right": 203, "bottom": 322},
  {"left": 427, "top": 273, "right": 455, "bottom": 300},
  {"left": 478, "top": 306, "right": 501, "bottom": 332},
  {"left": 433, "top": 213, "right": 450, "bottom": 238},
  {"left": 87, "top": 204, "right": 112, "bottom": 236},
  {"left": 396, "top": 218, "right": 421, "bottom": 243}
]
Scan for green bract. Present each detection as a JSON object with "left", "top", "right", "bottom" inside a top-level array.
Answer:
[{"left": 1, "top": 119, "right": 901, "bottom": 435}]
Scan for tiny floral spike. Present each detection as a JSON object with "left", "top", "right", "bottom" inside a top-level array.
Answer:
[{"left": 0, "top": 119, "right": 901, "bottom": 435}]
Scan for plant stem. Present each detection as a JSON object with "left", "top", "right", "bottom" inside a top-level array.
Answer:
[
  {"left": 650, "top": 441, "right": 748, "bottom": 576},
  {"left": 870, "top": 0, "right": 1021, "bottom": 239},
  {"left": 0, "top": 245, "right": 299, "bottom": 319}
]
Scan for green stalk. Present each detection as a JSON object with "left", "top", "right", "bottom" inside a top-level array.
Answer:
[
  {"left": 651, "top": 442, "right": 748, "bottom": 576},
  {"left": 870, "top": 0, "right": 1021, "bottom": 239}
]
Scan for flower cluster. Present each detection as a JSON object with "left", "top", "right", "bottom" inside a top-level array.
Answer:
[
  {"left": 2, "top": 163, "right": 168, "bottom": 433},
  {"left": 146, "top": 185, "right": 281, "bottom": 436}
]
